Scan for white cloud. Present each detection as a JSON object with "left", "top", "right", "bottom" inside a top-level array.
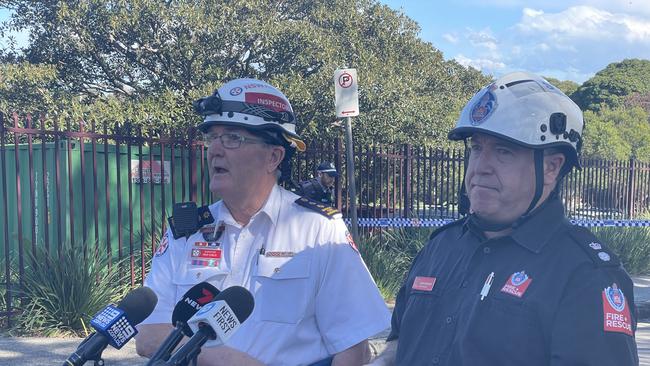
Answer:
[
  {"left": 465, "top": 28, "right": 501, "bottom": 55},
  {"left": 464, "top": 0, "right": 650, "bottom": 17},
  {"left": 517, "top": 5, "right": 650, "bottom": 43},
  {"left": 450, "top": 5, "right": 650, "bottom": 82},
  {"left": 443, "top": 33, "right": 459, "bottom": 44},
  {"left": 505, "top": 5, "right": 650, "bottom": 81},
  {"left": 455, "top": 54, "right": 507, "bottom": 72}
]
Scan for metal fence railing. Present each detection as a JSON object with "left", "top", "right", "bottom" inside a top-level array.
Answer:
[{"left": 1, "top": 113, "right": 649, "bottom": 325}]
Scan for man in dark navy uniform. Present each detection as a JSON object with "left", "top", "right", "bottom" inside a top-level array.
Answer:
[
  {"left": 298, "top": 161, "right": 338, "bottom": 206},
  {"left": 369, "top": 72, "right": 638, "bottom": 366}
]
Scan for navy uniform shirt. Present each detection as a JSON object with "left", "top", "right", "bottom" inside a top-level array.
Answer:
[
  {"left": 388, "top": 197, "right": 638, "bottom": 365},
  {"left": 298, "top": 178, "right": 334, "bottom": 206}
]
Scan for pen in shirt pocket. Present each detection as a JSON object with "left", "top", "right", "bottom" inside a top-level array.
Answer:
[{"left": 480, "top": 271, "right": 495, "bottom": 300}]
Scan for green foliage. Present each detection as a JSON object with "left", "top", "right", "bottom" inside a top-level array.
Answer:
[
  {"left": 0, "top": 254, "right": 18, "bottom": 328},
  {"left": 0, "top": 62, "right": 64, "bottom": 116},
  {"left": 572, "top": 59, "right": 650, "bottom": 111},
  {"left": 544, "top": 76, "right": 579, "bottom": 96},
  {"left": 358, "top": 227, "right": 432, "bottom": 300},
  {"left": 0, "top": 0, "right": 489, "bottom": 145},
  {"left": 12, "top": 242, "right": 134, "bottom": 336},
  {"left": 592, "top": 227, "right": 650, "bottom": 275},
  {"left": 582, "top": 106, "right": 650, "bottom": 162}
]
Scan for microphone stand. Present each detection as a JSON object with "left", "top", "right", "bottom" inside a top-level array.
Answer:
[{"left": 62, "top": 333, "right": 106, "bottom": 366}]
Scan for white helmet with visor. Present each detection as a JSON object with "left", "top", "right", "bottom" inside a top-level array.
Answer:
[
  {"left": 449, "top": 71, "right": 583, "bottom": 173},
  {"left": 194, "top": 78, "right": 306, "bottom": 152}
]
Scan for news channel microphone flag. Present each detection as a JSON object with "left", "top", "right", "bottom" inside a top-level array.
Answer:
[
  {"left": 334, "top": 68, "right": 360, "bottom": 243},
  {"left": 63, "top": 287, "right": 157, "bottom": 366},
  {"left": 146, "top": 282, "right": 220, "bottom": 365},
  {"left": 164, "top": 286, "right": 254, "bottom": 366}
]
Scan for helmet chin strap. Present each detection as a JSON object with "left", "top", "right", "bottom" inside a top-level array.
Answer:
[{"left": 469, "top": 149, "right": 545, "bottom": 233}]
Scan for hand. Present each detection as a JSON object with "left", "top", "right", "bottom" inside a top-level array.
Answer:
[{"left": 196, "top": 345, "right": 264, "bottom": 366}]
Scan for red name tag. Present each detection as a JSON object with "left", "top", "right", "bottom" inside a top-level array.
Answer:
[
  {"left": 412, "top": 276, "right": 436, "bottom": 291},
  {"left": 192, "top": 248, "right": 222, "bottom": 259}
]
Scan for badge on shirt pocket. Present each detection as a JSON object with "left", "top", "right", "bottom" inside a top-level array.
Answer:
[{"left": 500, "top": 271, "right": 533, "bottom": 298}]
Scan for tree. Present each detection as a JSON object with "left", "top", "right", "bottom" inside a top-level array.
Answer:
[
  {"left": 582, "top": 106, "right": 650, "bottom": 162},
  {"left": 0, "top": 0, "right": 489, "bottom": 146},
  {"left": 0, "top": 62, "right": 61, "bottom": 115},
  {"left": 571, "top": 59, "right": 650, "bottom": 112}
]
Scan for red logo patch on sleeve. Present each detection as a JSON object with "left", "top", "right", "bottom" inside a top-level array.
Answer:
[
  {"left": 412, "top": 276, "right": 436, "bottom": 292},
  {"left": 345, "top": 230, "right": 359, "bottom": 253},
  {"left": 155, "top": 234, "right": 169, "bottom": 257},
  {"left": 603, "top": 283, "right": 633, "bottom": 336}
]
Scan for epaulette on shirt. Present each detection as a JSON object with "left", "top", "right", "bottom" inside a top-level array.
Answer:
[
  {"left": 428, "top": 217, "right": 466, "bottom": 240},
  {"left": 294, "top": 197, "right": 341, "bottom": 219},
  {"left": 567, "top": 225, "right": 620, "bottom": 267},
  {"left": 168, "top": 202, "right": 215, "bottom": 239}
]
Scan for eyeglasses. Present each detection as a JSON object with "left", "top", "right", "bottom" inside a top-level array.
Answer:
[{"left": 202, "top": 132, "right": 267, "bottom": 149}]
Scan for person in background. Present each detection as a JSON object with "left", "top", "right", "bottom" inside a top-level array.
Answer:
[
  {"left": 136, "top": 78, "right": 390, "bottom": 366},
  {"left": 369, "top": 71, "right": 638, "bottom": 366},
  {"left": 298, "top": 161, "right": 339, "bottom": 206}
]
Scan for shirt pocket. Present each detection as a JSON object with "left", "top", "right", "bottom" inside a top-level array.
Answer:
[
  {"left": 461, "top": 294, "right": 545, "bottom": 364},
  {"left": 254, "top": 254, "right": 312, "bottom": 324},
  {"left": 401, "top": 277, "right": 444, "bottom": 330},
  {"left": 173, "top": 264, "right": 231, "bottom": 287}
]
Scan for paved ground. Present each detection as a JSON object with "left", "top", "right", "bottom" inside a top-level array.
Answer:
[{"left": 1, "top": 276, "right": 650, "bottom": 366}]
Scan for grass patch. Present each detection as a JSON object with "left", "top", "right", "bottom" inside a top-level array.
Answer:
[
  {"left": 11, "top": 242, "right": 136, "bottom": 337},
  {"left": 358, "top": 227, "right": 433, "bottom": 301}
]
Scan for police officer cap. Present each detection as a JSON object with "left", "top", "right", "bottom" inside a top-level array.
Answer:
[{"left": 317, "top": 162, "right": 338, "bottom": 177}]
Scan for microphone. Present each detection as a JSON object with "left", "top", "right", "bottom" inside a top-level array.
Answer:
[
  {"left": 163, "top": 286, "right": 254, "bottom": 366},
  {"left": 63, "top": 286, "right": 158, "bottom": 366},
  {"left": 146, "top": 282, "right": 220, "bottom": 365}
]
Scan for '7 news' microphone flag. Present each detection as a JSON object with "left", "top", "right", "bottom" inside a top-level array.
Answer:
[
  {"left": 63, "top": 287, "right": 157, "bottom": 366},
  {"left": 147, "top": 282, "right": 220, "bottom": 365}
]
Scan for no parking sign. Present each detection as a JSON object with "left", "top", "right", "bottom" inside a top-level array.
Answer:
[{"left": 334, "top": 68, "right": 359, "bottom": 117}]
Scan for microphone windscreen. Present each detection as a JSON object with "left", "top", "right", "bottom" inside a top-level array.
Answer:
[
  {"left": 214, "top": 286, "right": 254, "bottom": 323},
  {"left": 117, "top": 286, "right": 158, "bottom": 325},
  {"left": 172, "top": 282, "right": 220, "bottom": 336}
]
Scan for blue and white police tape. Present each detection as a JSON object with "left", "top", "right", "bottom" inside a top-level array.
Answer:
[{"left": 344, "top": 218, "right": 650, "bottom": 228}]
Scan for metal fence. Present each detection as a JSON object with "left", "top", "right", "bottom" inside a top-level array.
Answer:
[{"left": 1, "top": 113, "right": 649, "bottom": 324}]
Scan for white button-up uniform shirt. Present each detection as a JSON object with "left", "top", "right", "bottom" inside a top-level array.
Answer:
[{"left": 142, "top": 185, "right": 390, "bottom": 365}]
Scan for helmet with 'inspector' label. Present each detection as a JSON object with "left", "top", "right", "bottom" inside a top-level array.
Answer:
[{"left": 194, "top": 78, "right": 306, "bottom": 152}]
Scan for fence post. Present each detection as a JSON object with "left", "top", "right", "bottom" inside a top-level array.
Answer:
[
  {"left": 188, "top": 132, "right": 197, "bottom": 203},
  {"left": 403, "top": 144, "right": 412, "bottom": 218},
  {"left": 627, "top": 157, "right": 636, "bottom": 219}
]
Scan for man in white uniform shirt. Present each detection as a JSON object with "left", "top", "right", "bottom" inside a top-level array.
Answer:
[{"left": 135, "top": 78, "right": 390, "bottom": 366}]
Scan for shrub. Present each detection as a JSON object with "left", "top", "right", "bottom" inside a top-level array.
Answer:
[
  {"left": 0, "top": 254, "right": 19, "bottom": 330},
  {"left": 12, "top": 242, "right": 135, "bottom": 337},
  {"left": 592, "top": 227, "right": 650, "bottom": 275},
  {"left": 359, "top": 227, "right": 432, "bottom": 301}
]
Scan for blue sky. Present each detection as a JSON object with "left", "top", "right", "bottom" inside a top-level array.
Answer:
[
  {"left": 380, "top": 0, "right": 650, "bottom": 83},
  {"left": 2, "top": 2, "right": 650, "bottom": 84}
]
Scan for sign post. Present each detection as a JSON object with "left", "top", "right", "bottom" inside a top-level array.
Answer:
[{"left": 334, "top": 68, "right": 360, "bottom": 244}]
